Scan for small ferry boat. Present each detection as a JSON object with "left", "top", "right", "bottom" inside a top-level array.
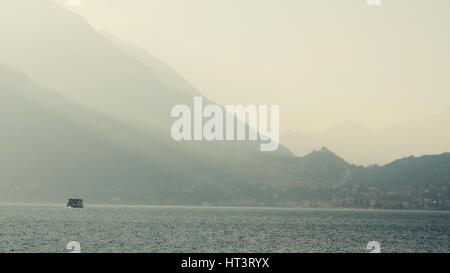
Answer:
[{"left": 67, "top": 198, "right": 84, "bottom": 208}]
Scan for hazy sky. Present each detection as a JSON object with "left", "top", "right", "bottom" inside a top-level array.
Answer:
[{"left": 58, "top": 0, "right": 450, "bottom": 134}]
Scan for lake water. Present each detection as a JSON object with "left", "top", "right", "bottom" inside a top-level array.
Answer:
[{"left": 0, "top": 204, "right": 449, "bottom": 253}]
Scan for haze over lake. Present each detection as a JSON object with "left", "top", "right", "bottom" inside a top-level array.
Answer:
[{"left": 1, "top": 0, "right": 449, "bottom": 255}]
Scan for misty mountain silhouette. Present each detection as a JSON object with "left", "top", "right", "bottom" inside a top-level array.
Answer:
[
  {"left": 0, "top": 63, "right": 213, "bottom": 202},
  {"left": 0, "top": 0, "right": 292, "bottom": 157},
  {"left": 0, "top": 0, "right": 448, "bottom": 208},
  {"left": 0, "top": 62, "right": 448, "bottom": 206},
  {"left": 0, "top": 62, "right": 299, "bottom": 204},
  {"left": 349, "top": 152, "right": 450, "bottom": 188},
  {"left": 282, "top": 112, "right": 450, "bottom": 165}
]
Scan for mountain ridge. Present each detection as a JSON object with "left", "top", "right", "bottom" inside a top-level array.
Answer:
[
  {"left": 0, "top": 0, "right": 448, "bottom": 209},
  {"left": 282, "top": 110, "right": 450, "bottom": 165}
]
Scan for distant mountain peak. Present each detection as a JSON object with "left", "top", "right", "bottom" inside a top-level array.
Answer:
[
  {"left": 310, "top": 146, "right": 335, "bottom": 155},
  {"left": 301, "top": 147, "right": 349, "bottom": 166}
]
